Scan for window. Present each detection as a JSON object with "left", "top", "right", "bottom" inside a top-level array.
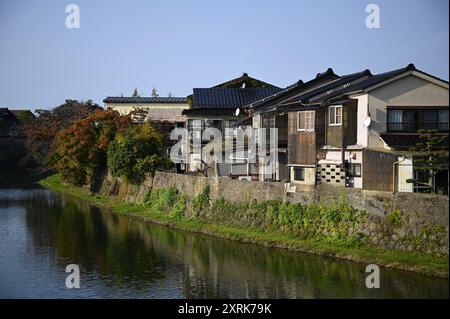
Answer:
[
  {"left": 387, "top": 109, "right": 449, "bottom": 132},
  {"left": 329, "top": 106, "right": 342, "bottom": 126},
  {"left": 297, "top": 111, "right": 315, "bottom": 131},
  {"left": 346, "top": 163, "right": 361, "bottom": 177},
  {"left": 293, "top": 167, "right": 305, "bottom": 181},
  {"left": 438, "top": 109, "right": 449, "bottom": 131}
]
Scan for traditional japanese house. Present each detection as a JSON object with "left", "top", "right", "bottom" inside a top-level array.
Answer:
[
  {"left": 246, "top": 64, "right": 449, "bottom": 194},
  {"left": 182, "top": 73, "right": 281, "bottom": 177},
  {"left": 245, "top": 68, "right": 372, "bottom": 185}
]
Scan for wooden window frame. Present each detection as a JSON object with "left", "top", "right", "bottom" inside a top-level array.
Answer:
[
  {"left": 297, "top": 111, "right": 315, "bottom": 132},
  {"left": 329, "top": 105, "right": 342, "bottom": 126}
]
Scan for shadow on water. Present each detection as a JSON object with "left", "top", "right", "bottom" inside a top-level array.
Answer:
[
  {"left": 0, "top": 186, "right": 448, "bottom": 298},
  {"left": 0, "top": 169, "right": 53, "bottom": 189}
]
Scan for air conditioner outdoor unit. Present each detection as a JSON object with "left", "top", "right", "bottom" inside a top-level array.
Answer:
[{"left": 238, "top": 176, "right": 252, "bottom": 181}]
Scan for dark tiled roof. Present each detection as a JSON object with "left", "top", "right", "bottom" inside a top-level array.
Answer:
[
  {"left": 0, "top": 108, "right": 16, "bottom": 120},
  {"left": 380, "top": 134, "right": 423, "bottom": 149},
  {"left": 321, "top": 64, "right": 417, "bottom": 102},
  {"left": 310, "top": 63, "right": 448, "bottom": 105},
  {"left": 380, "top": 132, "right": 449, "bottom": 149},
  {"left": 212, "top": 73, "right": 279, "bottom": 89},
  {"left": 246, "top": 68, "right": 339, "bottom": 110},
  {"left": 103, "top": 96, "right": 188, "bottom": 103},
  {"left": 282, "top": 69, "right": 372, "bottom": 105},
  {"left": 182, "top": 108, "right": 237, "bottom": 116},
  {"left": 191, "top": 88, "right": 282, "bottom": 109}
]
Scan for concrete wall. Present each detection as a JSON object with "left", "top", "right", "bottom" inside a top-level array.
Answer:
[{"left": 289, "top": 166, "right": 316, "bottom": 187}]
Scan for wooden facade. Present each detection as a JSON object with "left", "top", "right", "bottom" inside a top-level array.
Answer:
[
  {"left": 326, "top": 101, "right": 358, "bottom": 147},
  {"left": 287, "top": 109, "right": 325, "bottom": 165},
  {"left": 362, "top": 149, "right": 397, "bottom": 191}
]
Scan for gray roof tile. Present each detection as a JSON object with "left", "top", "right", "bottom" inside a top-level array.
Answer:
[{"left": 103, "top": 97, "right": 188, "bottom": 103}]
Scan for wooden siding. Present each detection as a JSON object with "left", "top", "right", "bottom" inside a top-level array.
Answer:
[
  {"left": 326, "top": 101, "right": 358, "bottom": 147},
  {"left": 315, "top": 108, "right": 326, "bottom": 149},
  {"left": 288, "top": 111, "right": 316, "bottom": 165},
  {"left": 275, "top": 114, "right": 288, "bottom": 147},
  {"left": 343, "top": 101, "right": 358, "bottom": 145},
  {"left": 326, "top": 125, "right": 342, "bottom": 147},
  {"left": 362, "top": 149, "right": 397, "bottom": 191}
]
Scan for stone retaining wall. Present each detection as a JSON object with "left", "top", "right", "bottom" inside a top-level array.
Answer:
[{"left": 96, "top": 171, "right": 449, "bottom": 255}]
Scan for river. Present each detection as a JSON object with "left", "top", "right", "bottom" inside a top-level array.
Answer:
[{"left": 0, "top": 181, "right": 448, "bottom": 298}]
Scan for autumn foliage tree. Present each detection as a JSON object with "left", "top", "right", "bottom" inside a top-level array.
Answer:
[
  {"left": 54, "top": 109, "right": 132, "bottom": 186},
  {"left": 22, "top": 99, "right": 101, "bottom": 167}
]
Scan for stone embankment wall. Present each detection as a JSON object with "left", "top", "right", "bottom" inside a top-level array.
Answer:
[{"left": 96, "top": 171, "right": 449, "bottom": 255}]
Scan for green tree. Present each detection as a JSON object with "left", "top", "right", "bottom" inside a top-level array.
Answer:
[
  {"left": 132, "top": 87, "right": 140, "bottom": 97},
  {"left": 151, "top": 87, "right": 159, "bottom": 97},
  {"left": 408, "top": 129, "right": 449, "bottom": 193},
  {"left": 107, "top": 122, "right": 172, "bottom": 184}
]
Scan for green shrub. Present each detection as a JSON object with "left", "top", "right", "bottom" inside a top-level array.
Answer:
[
  {"left": 207, "top": 196, "right": 366, "bottom": 247},
  {"left": 192, "top": 186, "right": 210, "bottom": 216},
  {"left": 144, "top": 187, "right": 186, "bottom": 220},
  {"left": 145, "top": 186, "right": 367, "bottom": 247},
  {"left": 386, "top": 209, "right": 403, "bottom": 228},
  {"left": 107, "top": 122, "right": 172, "bottom": 184}
]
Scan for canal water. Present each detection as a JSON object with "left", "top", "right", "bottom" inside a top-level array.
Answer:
[{"left": 0, "top": 182, "right": 448, "bottom": 298}]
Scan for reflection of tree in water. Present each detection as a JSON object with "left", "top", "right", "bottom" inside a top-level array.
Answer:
[
  {"left": 23, "top": 191, "right": 449, "bottom": 298},
  {"left": 24, "top": 192, "right": 166, "bottom": 291}
]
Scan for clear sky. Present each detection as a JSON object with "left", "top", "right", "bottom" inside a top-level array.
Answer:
[{"left": 0, "top": 0, "right": 448, "bottom": 111}]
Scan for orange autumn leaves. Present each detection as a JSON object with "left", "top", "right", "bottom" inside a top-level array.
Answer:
[{"left": 54, "top": 109, "right": 132, "bottom": 185}]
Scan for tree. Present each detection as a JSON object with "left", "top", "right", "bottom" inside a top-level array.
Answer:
[
  {"left": 132, "top": 87, "right": 140, "bottom": 97},
  {"left": 168, "top": 92, "right": 173, "bottom": 98},
  {"left": 15, "top": 110, "right": 35, "bottom": 125},
  {"left": 54, "top": 109, "right": 132, "bottom": 186},
  {"left": 151, "top": 87, "right": 159, "bottom": 97},
  {"left": 408, "top": 129, "right": 449, "bottom": 193},
  {"left": 107, "top": 122, "right": 172, "bottom": 184},
  {"left": 22, "top": 99, "right": 102, "bottom": 167}
]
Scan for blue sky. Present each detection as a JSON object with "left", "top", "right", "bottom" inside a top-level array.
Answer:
[{"left": 0, "top": 0, "right": 448, "bottom": 110}]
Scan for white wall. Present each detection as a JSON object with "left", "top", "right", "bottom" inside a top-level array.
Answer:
[
  {"left": 366, "top": 74, "right": 449, "bottom": 149},
  {"left": 321, "top": 150, "right": 363, "bottom": 188},
  {"left": 397, "top": 157, "right": 414, "bottom": 192},
  {"left": 290, "top": 166, "right": 316, "bottom": 185},
  {"left": 352, "top": 94, "right": 369, "bottom": 147}
]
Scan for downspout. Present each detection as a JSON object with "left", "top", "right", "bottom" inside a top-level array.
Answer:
[{"left": 392, "top": 156, "right": 405, "bottom": 193}]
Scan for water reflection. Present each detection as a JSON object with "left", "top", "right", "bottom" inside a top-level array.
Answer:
[{"left": 0, "top": 188, "right": 448, "bottom": 298}]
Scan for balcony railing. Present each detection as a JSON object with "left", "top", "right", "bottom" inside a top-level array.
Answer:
[{"left": 387, "top": 122, "right": 449, "bottom": 133}]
